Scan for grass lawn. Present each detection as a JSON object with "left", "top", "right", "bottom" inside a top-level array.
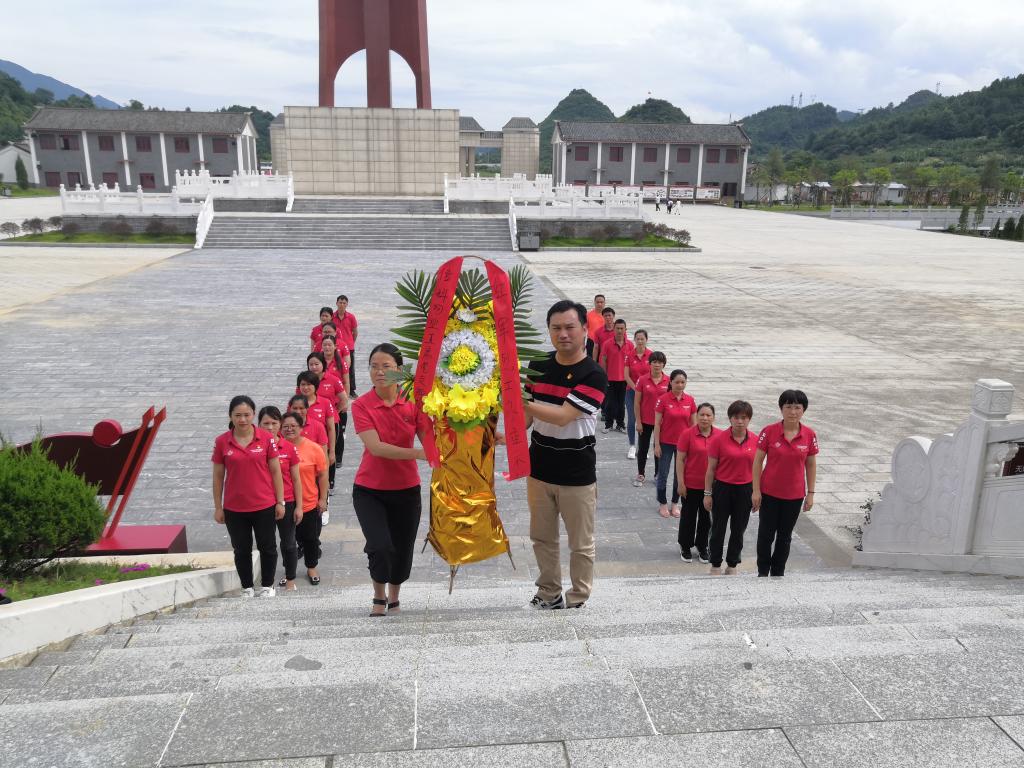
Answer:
[
  {"left": 9, "top": 231, "right": 195, "bottom": 245},
  {"left": 543, "top": 234, "right": 690, "bottom": 248},
  {"left": 1, "top": 186, "right": 60, "bottom": 198},
  {"left": 2, "top": 561, "right": 196, "bottom": 601},
  {"left": 744, "top": 203, "right": 830, "bottom": 212}
]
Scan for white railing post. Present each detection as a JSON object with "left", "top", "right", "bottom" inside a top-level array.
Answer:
[
  {"left": 443, "top": 173, "right": 449, "bottom": 214},
  {"left": 195, "top": 192, "right": 215, "bottom": 249},
  {"left": 508, "top": 195, "right": 518, "bottom": 251}
]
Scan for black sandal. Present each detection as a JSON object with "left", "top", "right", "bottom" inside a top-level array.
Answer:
[
  {"left": 307, "top": 573, "right": 320, "bottom": 586},
  {"left": 278, "top": 578, "right": 287, "bottom": 587},
  {"left": 387, "top": 600, "right": 400, "bottom": 614},
  {"left": 370, "top": 598, "right": 387, "bottom": 617}
]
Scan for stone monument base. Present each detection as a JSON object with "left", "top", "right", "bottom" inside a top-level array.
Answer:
[{"left": 271, "top": 106, "right": 459, "bottom": 196}]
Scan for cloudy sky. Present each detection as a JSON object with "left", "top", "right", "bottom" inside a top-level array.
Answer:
[{"left": 7, "top": 0, "right": 1024, "bottom": 128}]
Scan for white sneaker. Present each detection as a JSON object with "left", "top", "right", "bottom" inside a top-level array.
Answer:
[
  {"left": 258, "top": 586, "right": 276, "bottom": 598},
  {"left": 627, "top": 445, "right": 637, "bottom": 459},
  {"left": 602, "top": 426, "right": 611, "bottom": 434},
  {"left": 240, "top": 587, "right": 255, "bottom": 598},
  {"left": 321, "top": 510, "right": 330, "bottom": 525}
]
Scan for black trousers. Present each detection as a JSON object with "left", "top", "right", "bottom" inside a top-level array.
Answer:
[
  {"left": 224, "top": 506, "right": 278, "bottom": 589},
  {"left": 757, "top": 494, "right": 803, "bottom": 576},
  {"left": 295, "top": 507, "right": 323, "bottom": 569},
  {"left": 636, "top": 423, "right": 658, "bottom": 477},
  {"left": 329, "top": 419, "right": 344, "bottom": 488},
  {"left": 352, "top": 484, "right": 422, "bottom": 585},
  {"left": 349, "top": 349, "right": 357, "bottom": 395},
  {"left": 708, "top": 481, "right": 752, "bottom": 568},
  {"left": 678, "top": 487, "right": 711, "bottom": 554},
  {"left": 604, "top": 380, "right": 627, "bottom": 429},
  {"left": 276, "top": 501, "right": 298, "bottom": 580}
]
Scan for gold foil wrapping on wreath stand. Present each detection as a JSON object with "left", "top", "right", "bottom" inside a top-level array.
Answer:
[{"left": 426, "top": 415, "right": 513, "bottom": 592}]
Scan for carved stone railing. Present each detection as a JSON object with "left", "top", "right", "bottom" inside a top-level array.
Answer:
[{"left": 855, "top": 379, "right": 1024, "bottom": 576}]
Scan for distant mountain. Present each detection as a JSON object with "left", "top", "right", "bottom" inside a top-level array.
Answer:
[
  {"left": 537, "top": 88, "right": 616, "bottom": 174},
  {"left": 0, "top": 60, "right": 120, "bottom": 109},
  {"left": 619, "top": 98, "right": 690, "bottom": 124},
  {"left": 836, "top": 110, "right": 858, "bottom": 122},
  {"left": 739, "top": 103, "right": 842, "bottom": 155},
  {"left": 895, "top": 89, "right": 942, "bottom": 113}
]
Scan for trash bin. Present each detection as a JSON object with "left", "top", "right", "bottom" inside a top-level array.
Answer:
[{"left": 518, "top": 233, "right": 540, "bottom": 251}]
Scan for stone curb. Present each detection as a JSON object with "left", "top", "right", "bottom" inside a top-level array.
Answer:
[
  {"left": 0, "top": 242, "right": 191, "bottom": 249},
  {"left": 537, "top": 246, "right": 701, "bottom": 253},
  {"left": 0, "top": 555, "right": 247, "bottom": 665}
]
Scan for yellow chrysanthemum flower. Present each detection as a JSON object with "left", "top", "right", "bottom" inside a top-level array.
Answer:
[
  {"left": 448, "top": 345, "right": 480, "bottom": 375},
  {"left": 422, "top": 386, "right": 448, "bottom": 418}
]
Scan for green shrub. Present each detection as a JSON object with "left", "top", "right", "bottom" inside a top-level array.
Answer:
[
  {"left": 0, "top": 222, "right": 19, "bottom": 237},
  {"left": 0, "top": 441, "right": 106, "bottom": 579},
  {"left": 144, "top": 219, "right": 165, "bottom": 235},
  {"left": 21, "top": 217, "right": 44, "bottom": 235},
  {"left": 47, "top": 216, "right": 63, "bottom": 230}
]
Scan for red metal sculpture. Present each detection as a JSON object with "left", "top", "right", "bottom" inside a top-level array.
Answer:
[
  {"left": 19, "top": 407, "right": 187, "bottom": 555},
  {"left": 319, "top": 0, "right": 432, "bottom": 109}
]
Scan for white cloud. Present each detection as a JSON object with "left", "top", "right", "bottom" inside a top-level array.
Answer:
[{"left": 3, "top": 0, "right": 1024, "bottom": 127}]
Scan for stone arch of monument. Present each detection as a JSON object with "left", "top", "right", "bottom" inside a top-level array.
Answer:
[{"left": 318, "top": 0, "right": 432, "bottom": 109}]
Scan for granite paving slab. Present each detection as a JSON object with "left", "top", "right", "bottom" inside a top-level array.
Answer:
[
  {"left": 198, "top": 760, "right": 327, "bottom": 768},
  {"left": 903, "top": 618, "right": 1024, "bottom": 640},
  {"left": 5, "top": 675, "right": 219, "bottom": 703},
  {"left": 0, "top": 665, "right": 57, "bottom": 688},
  {"left": 564, "top": 729, "right": 805, "bottom": 767},
  {"left": 633, "top": 659, "right": 879, "bottom": 733},
  {"left": 784, "top": 717, "right": 1024, "bottom": 767},
  {"left": 0, "top": 693, "right": 190, "bottom": 768},
  {"left": 837, "top": 651, "right": 1024, "bottom": 719},
  {"left": 415, "top": 668, "right": 653, "bottom": 749},
  {"left": 992, "top": 715, "right": 1024, "bottom": 749},
  {"left": 332, "top": 743, "right": 568, "bottom": 767},
  {"left": 160, "top": 682, "right": 415, "bottom": 765}
]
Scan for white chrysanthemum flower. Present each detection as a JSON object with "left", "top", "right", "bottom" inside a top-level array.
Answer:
[
  {"left": 456, "top": 307, "right": 478, "bottom": 323},
  {"left": 438, "top": 330, "right": 496, "bottom": 389}
]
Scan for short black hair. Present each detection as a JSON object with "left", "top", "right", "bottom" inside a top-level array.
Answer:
[
  {"left": 321, "top": 322, "right": 337, "bottom": 332},
  {"left": 296, "top": 371, "right": 319, "bottom": 388},
  {"left": 546, "top": 300, "right": 587, "bottom": 326},
  {"left": 336, "top": 294, "right": 348, "bottom": 302},
  {"left": 779, "top": 389, "right": 809, "bottom": 410},
  {"left": 228, "top": 395, "right": 255, "bottom": 416},
  {"left": 648, "top": 351, "right": 667, "bottom": 364},
  {"left": 613, "top": 319, "right": 626, "bottom": 327},
  {"left": 669, "top": 368, "right": 688, "bottom": 382},
  {"left": 697, "top": 402, "right": 715, "bottom": 415},
  {"left": 307, "top": 351, "right": 327, "bottom": 370},
  {"left": 727, "top": 400, "right": 754, "bottom": 418},
  {"left": 594, "top": 294, "right": 605, "bottom": 302},
  {"left": 601, "top": 307, "right": 615, "bottom": 317},
  {"left": 634, "top": 328, "right": 648, "bottom": 339},
  {"left": 281, "top": 410, "right": 304, "bottom": 428},
  {"left": 288, "top": 394, "right": 309, "bottom": 408},
  {"left": 258, "top": 405, "right": 282, "bottom": 424},
  {"left": 369, "top": 342, "right": 403, "bottom": 367},
  {"left": 319, "top": 306, "right": 333, "bottom": 317}
]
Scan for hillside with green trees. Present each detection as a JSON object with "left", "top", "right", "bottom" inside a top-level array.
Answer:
[
  {"left": 619, "top": 98, "right": 690, "bottom": 124},
  {"left": 537, "top": 89, "right": 616, "bottom": 174}
]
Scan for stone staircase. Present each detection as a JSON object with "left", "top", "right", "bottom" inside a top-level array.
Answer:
[
  {"left": 202, "top": 214, "right": 512, "bottom": 250},
  {"left": 291, "top": 197, "right": 445, "bottom": 215},
  {"left": 4, "top": 569, "right": 1024, "bottom": 765}
]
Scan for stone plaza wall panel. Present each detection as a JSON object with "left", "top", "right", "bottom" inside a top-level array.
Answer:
[{"left": 281, "top": 106, "right": 459, "bottom": 196}]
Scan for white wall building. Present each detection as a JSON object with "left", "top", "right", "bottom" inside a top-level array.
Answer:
[{"left": 0, "top": 142, "right": 31, "bottom": 187}]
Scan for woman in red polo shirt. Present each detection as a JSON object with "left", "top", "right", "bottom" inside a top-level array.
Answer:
[
  {"left": 632, "top": 351, "right": 668, "bottom": 487},
  {"left": 304, "top": 352, "right": 348, "bottom": 503},
  {"left": 289, "top": 395, "right": 328, "bottom": 448},
  {"left": 258, "top": 406, "right": 303, "bottom": 591},
  {"left": 322, "top": 334, "right": 351, "bottom": 488},
  {"left": 309, "top": 307, "right": 334, "bottom": 352},
  {"left": 352, "top": 343, "right": 433, "bottom": 617},
  {"left": 675, "top": 403, "right": 719, "bottom": 563},
  {"left": 212, "top": 395, "right": 285, "bottom": 598},
  {"left": 753, "top": 389, "right": 818, "bottom": 577},
  {"left": 281, "top": 411, "right": 329, "bottom": 585},
  {"left": 704, "top": 400, "right": 757, "bottom": 575},
  {"left": 624, "top": 329, "right": 652, "bottom": 461},
  {"left": 653, "top": 369, "right": 697, "bottom": 518}
]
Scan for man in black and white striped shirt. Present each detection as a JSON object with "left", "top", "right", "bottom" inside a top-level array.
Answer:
[{"left": 523, "top": 300, "right": 607, "bottom": 610}]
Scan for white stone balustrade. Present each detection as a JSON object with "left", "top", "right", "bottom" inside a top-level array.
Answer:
[
  {"left": 60, "top": 184, "right": 203, "bottom": 215},
  {"left": 512, "top": 196, "right": 643, "bottom": 220},
  {"left": 173, "top": 170, "right": 293, "bottom": 200},
  {"left": 194, "top": 193, "right": 215, "bottom": 250},
  {"left": 445, "top": 173, "right": 556, "bottom": 201},
  {"left": 855, "top": 379, "right": 1024, "bottom": 576}
]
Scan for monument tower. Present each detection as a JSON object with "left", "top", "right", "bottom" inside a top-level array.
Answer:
[{"left": 318, "top": 0, "right": 432, "bottom": 109}]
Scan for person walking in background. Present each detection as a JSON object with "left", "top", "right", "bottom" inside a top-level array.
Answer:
[
  {"left": 599, "top": 318, "right": 633, "bottom": 434},
  {"left": 258, "top": 406, "right": 303, "bottom": 592},
  {"left": 590, "top": 307, "right": 616, "bottom": 361},
  {"left": 676, "top": 403, "right": 719, "bottom": 563},
  {"left": 653, "top": 369, "right": 697, "bottom": 518},
  {"left": 632, "top": 351, "right": 668, "bottom": 487},
  {"left": 351, "top": 343, "right": 432, "bottom": 616},
  {"left": 524, "top": 300, "right": 607, "bottom": 610},
  {"left": 753, "top": 390, "right": 818, "bottom": 577},
  {"left": 281, "top": 411, "right": 329, "bottom": 586},
  {"left": 585, "top": 294, "right": 607, "bottom": 359},
  {"left": 212, "top": 395, "right": 284, "bottom": 598},
  {"left": 309, "top": 307, "right": 334, "bottom": 353},
  {"left": 624, "top": 329, "right": 652, "bottom": 460},
  {"left": 704, "top": 400, "right": 757, "bottom": 575},
  {"left": 333, "top": 294, "right": 358, "bottom": 394}
]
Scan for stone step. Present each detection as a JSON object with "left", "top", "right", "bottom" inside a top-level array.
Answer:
[{"left": 291, "top": 198, "right": 444, "bottom": 215}]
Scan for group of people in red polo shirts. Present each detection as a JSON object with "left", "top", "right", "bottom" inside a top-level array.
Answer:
[{"left": 586, "top": 294, "right": 819, "bottom": 576}]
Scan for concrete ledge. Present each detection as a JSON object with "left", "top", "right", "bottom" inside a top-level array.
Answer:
[
  {"left": 0, "top": 242, "right": 190, "bottom": 249},
  {"left": 539, "top": 246, "right": 702, "bottom": 253},
  {"left": 0, "top": 553, "right": 245, "bottom": 665},
  {"left": 854, "top": 550, "right": 1024, "bottom": 577}
]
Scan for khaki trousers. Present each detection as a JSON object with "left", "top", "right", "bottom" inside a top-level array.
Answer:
[{"left": 527, "top": 477, "right": 597, "bottom": 606}]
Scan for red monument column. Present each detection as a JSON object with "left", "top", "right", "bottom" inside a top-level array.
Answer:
[{"left": 319, "top": 0, "right": 432, "bottom": 109}]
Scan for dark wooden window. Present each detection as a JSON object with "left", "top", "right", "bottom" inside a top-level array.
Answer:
[
  {"left": 643, "top": 147, "right": 658, "bottom": 162},
  {"left": 139, "top": 173, "right": 157, "bottom": 189},
  {"left": 706, "top": 148, "right": 721, "bottom": 163},
  {"left": 135, "top": 136, "right": 152, "bottom": 152},
  {"left": 609, "top": 146, "right": 624, "bottom": 162},
  {"left": 102, "top": 172, "right": 119, "bottom": 188},
  {"left": 174, "top": 136, "right": 190, "bottom": 153},
  {"left": 212, "top": 137, "right": 229, "bottom": 153},
  {"left": 725, "top": 148, "right": 739, "bottom": 163},
  {"left": 723, "top": 182, "right": 738, "bottom": 196},
  {"left": 39, "top": 134, "right": 56, "bottom": 150},
  {"left": 676, "top": 147, "right": 691, "bottom": 163},
  {"left": 98, "top": 135, "right": 115, "bottom": 151},
  {"left": 44, "top": 171, "right": 61, "bottom": 187},
  {"left": 60, "top": 134, "right": 80, "bottom": 151},
  {"left": 574, "top": 145, "right": 589, "bottom": 162},
  {"left": 573, "top": 180, "right": 587, "bottom": 186},
  {"left": 642, "top": 180, "right": 657, "bottom": 185},
  {"left": 66, "top": 171, "right": 82, "bottom": 188}
]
